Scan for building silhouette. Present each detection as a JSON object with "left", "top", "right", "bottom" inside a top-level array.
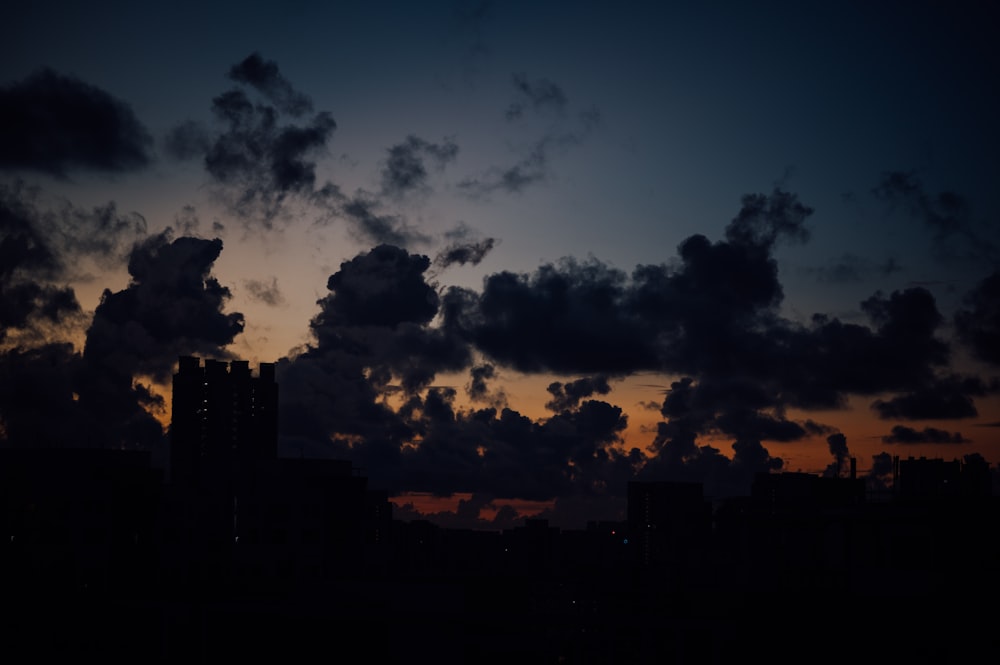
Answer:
[
  {"left": 170, "top": 355, "right": 278, "bottom": 488},
  {"left": 1, "top": 356, "right": 998, "bottom": 663}
]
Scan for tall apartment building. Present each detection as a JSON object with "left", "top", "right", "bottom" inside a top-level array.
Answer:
[{"left": 169, "top": 355, "right": 278, "bottom": 488}]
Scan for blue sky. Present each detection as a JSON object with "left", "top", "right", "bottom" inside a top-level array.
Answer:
[{"left": 3, "top": 0, "right": 999, "bottom": 528}]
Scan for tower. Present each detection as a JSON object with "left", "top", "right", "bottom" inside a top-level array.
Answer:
[{"left": 169, "top": 356, "right": 278, "bottom": 488}]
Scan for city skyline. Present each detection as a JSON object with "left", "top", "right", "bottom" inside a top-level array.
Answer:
[{"left": 2, "top": 1, "right": 999, "bottom": 530}]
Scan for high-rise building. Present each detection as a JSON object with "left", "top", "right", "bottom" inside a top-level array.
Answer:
[
  {"left": 626, "top": 480, "right": 711, "bottom": 570},
  {"left": 169, "top": 356, "right": 278, "bottom": 487}
]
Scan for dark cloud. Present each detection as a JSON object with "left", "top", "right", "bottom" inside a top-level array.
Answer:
[
  {"left": 243, "top": 277, "right": 285, "bottom": 306},
  {"left": 0, "top": 181, "right": 145, "bottom": 341},
  {"left": 380, "top": 135, "right": 458, "bottom": 199},
  {"left": 389, "top": 394, "right": 634, "bottom": 504},
  {"left": 458, "top": 143, "right": 548, "bottom": 196},
  {"left": 546, "top": 375, "right": 612, "bottom": 412},
  {"left": 443, "top": 256, "right": 658, "bottom": 374},
  {"left": 506, "top": 72, "right": 568, "bottom": 119},
  {"left": 771, "top": 286, "right": 952, "bottom": 410},
  {"left": 278, "top": 245, "right": 471, "bottom": 460},
  {"left": 444, "top": 189, "right": 811, "bottom": 378},
  {"left": 458, "top": 73, "right": 599, "bottom": 197},
  {"left": 866, "top": 452, "right": 895, "bottom": 492},
  {"left": 0, "top": 342, "right": 85, "bottom": 447},
  {"left": 170, "top": 205, "right": 203, "bottom": 236},
  {"left": 83, "top": 230, "right": 244, "bottom": 384},
  {"left": 205, "top": 88, "right": 336, "bottom": 221},
  {"left": 954, "top": 269, "right": 1000, "bottom": 366},
  {"left": 1, "top": 227, "right": 241, "bottom": 452},
  {"left": 430, "top": 188, "right": 999, "bottom": 506},
  {"left": 316, "top": 245, "right": 440, "bottom": 331},
  {"left": 274, "top": 244, "right": 644, "bottom": 514},
  {"left": 805, "top": 253, "right": 903, "bottom": 283},
  {"left": 870, "top": 374, "right": 995, "bottom": 420},
  {"left": 465, "top": 363, "right": 506, "bottom": 407},
  {"left": 341, "top": 196, "right": 431, "bottom": 248},
  {"left": 882, "top": 425, "right": 970, "bottom": 444},
  {"left": 67, "top": 231, "right": 244, "bottom": 450},
  {"left": 823, "top": 432, "right": 851, "bottom": 478},
  {"left": 0, "top": 68, "right": 153, "bottom": 176},
  {"left": 724, "top": 188, "right": 812, "bottom": 249},
  {"left": 163, "top": 120, "right": 211, "bottom": 161},
  {"left": 433, "top": 235, "right": 496, "bottom": 269},
  {"left": 873, "top": 170, "right": 999, "bottom": 263},
  {"left": 228, "top": 52, "right": 313, "bottom": 117},
  {"left": 167, "top": 54, "right": 337, "bottom": 225},
  {"left": 0, "top": 186, "right": 80, "bottom": 337}
]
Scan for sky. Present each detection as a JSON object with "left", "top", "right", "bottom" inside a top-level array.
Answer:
[{"left": 2, "top": 0, "right": 999, "bottom": 530}]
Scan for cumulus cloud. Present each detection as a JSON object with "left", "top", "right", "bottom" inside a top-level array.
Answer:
[
  {"left": 0, "top": 181, "right": 146, "bottom": 343},
  {"left": 83, "top": 230, "right": 244, "bottom": 383}
]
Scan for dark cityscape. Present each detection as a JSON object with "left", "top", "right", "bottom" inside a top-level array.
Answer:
[
  {"left": 4, "top": 3, "right": 1000, "bottom": 663},
  {"left": 2, "top": 356, "right": 996, "bottom": 663}
]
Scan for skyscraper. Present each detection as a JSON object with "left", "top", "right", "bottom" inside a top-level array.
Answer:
[{"left": 169, "top": 356, "right": 278, "bottom": 487}]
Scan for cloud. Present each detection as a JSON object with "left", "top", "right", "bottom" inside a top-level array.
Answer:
[
  {"left": 870, "top": 374, "right": 997, "bottom": 420},
  {"left": 506, "top": 72, "right": 568, "bottom": 120},
  {"left": 1, "top": 227, "right": 241, "bottom": 451},
  {"left": 545, "top": 375, "right": 612, "bottom": 412},
  {"left": 882, "top": 425, "right": 970, "bottom": 444},
  {"left": 804, "top": 253, "right": 903, "bottom": 284},
  {"left": 823, "top": 432, "right": 851, "bottom": 478},
  {"left": 433, "top": 225, "right": 496, "bottom": 269},
  {"left": 227, "top": 52, "right": 314, "bottom": 117},
  {"left": 954, "top": 269, "right": 1000, "bottom": 366},
  {"left": 457, "top": 143, "right": 548, "bottom": 196},
  {"left": 458, "top": 73, "right": 599, "bottom": 198},
  {"left": 167, "top": 54, "right": 337, "bottom": 225},
  {"left": 243, "top": 277, "right": 285, "bottom": 306},
  {"left": 867, "top": 452, "right": 895, "bottom": 491},
  {"left": 873, "top": 170, "right": 999, "bottom": 264},
  {"left": 0, "top": 68, "right": 153, "bottom": 176},
  {"left": 341, "top": 196, "right": 431, "bottom": 248},
  {"left": 443, "top": 189, "right": 811, "bottom": 377},
  {"left": 63, "top": 230, "right": 245, "bottom": 450},
  {"left": 380, "top": 135, "right": 459, "bottom": 199},
  {"left": 465, "top": 362, "right": 506, "bottom": 407},
  {"left": 163, "top": 120, "right": 212, "bottom": 161},
  {"left": 0, "top": 187, "right": 80, "bottom": 339},
  {"left": 277, "top": 245, "right": 472, "bottom": 460},
  {"left": 0, "top": 181, "right": 146, "bottom": 343},
  {"left": 443, "top": 256, "right": 658, "bottom": 374},
  {"left": 83, "top": 230, "right": 244, "bottom": 384}
]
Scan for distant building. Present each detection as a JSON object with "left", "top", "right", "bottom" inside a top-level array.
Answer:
[
  {"left": 170, "top": 356, "right": 278, "bottom": 488},
  {"left": 163, "top": 355, "right": 391, "bottom": 592},
  {"left": 751, "top": 466, "right": 865, "bottom": 514},
  {"left": 894, "top": 455, "right": 992, "bottom": 500},
  {"left": 626, "top": 481, "right": 711, "bottom": 571}
]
